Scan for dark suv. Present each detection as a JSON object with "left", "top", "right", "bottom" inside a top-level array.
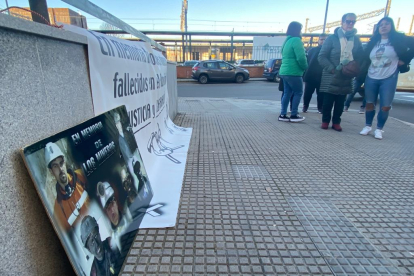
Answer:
[
  {"left": 192, "top": 60, "right": 250, "bottom": 84},
  {"left": 263, "top": 58, "right": 282, "bottom": 82}
]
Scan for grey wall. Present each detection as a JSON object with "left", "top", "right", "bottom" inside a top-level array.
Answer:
[
  {"left": 0, "top": 13, "right": 178, "bottom": 276},
  {"left": 167, "top": 61, "right": 178, "bottom": 120},
  {"left": 0, "top": 13, "right": 93, "bottom": 276}
]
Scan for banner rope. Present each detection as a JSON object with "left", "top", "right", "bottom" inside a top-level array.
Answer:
[{"left": 0, "top": 6, "right": 63, "bottom": 28}]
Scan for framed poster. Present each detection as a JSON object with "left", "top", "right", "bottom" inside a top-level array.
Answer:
[{"left": 21, "top": 106, "right": 153, "bottom": 276}]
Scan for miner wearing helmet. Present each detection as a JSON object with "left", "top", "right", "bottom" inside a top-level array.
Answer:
[
  {"left": 97, "top": 181, "right": 132, "bottom": 250},
  {"left": 81, "top": 216, "right": 120, "bottom": 276},
  {"left": 45, "top": 142, "right": 90, "bottom": 230}
]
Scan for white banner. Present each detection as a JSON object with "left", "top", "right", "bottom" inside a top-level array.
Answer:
[{"left": 64, "top": 25, "right": 192, "bottom": 228}]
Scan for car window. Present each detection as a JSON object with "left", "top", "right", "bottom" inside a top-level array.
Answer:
[
  {"left": 219, "top": 62, "right": 230, "bottom": 69},
  {"left": 204, "top": 62, "right": 218, "bottom": 69},
  {"left": 266, "top": 60, "right": 274, "bottom": 67},
  {"left": 275, "top": 60, "right": 282, "bottom": 65}
]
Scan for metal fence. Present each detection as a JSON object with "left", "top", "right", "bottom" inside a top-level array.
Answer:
[{"left": 166, "top": 45, "right": 282, "bottom": 63}]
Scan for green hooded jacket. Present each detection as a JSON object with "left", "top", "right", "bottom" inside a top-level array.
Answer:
[{"left": 279, "top": 36, "right": 308, "bottom": 76}]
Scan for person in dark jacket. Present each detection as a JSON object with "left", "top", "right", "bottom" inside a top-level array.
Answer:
[
  {"left": 359, "top": 17, "right": 414, "bottom": 139},
  {"left": 302, "top": 34, "right": 327, "bottom": 113},
  {"left": 343, "top": 73, "right": 366, "bottom": 114},
  {"left": 318, "top": 13, "right": 364, "bottom": 131},
  {"left": 81, "top": 216, "right": 121, "bottom": 276}
]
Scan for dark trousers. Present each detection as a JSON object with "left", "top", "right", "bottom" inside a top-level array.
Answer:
[
  {"left": 322, "top": 93, "right": 346, "bottom": 124},
  {"left": 303, "top": 81, "right": 323, "bottom": 110}
]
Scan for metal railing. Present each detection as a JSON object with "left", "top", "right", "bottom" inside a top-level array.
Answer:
[
  {"left": 165, "top": 45, "right": 282, "bottom": 63},
  {"left": 61, "top": 0, "right": 166, "bottom": 52}
]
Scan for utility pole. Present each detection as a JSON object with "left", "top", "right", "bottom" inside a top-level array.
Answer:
[
  {"left": 322, "top": 0, "right": 329, "bottom": 34},
  {"left": 28, "top": 0, "right": 49, "bottom": 24},
  {"left": 409, "top": 15, "right": 414, "bottom": 35},
  {"left": 384, "top": 0, "right": 391, "bottom": 17},
  {"left": 305, "top": 18, "right": 309, "bottom": 33},
  {"left": 396, "top": 17, "right": 400, "bottom": 30},
  {"left": 180, "top": 0, "right": 188, "bottom": 61},
  {"left": 185, "top": 1, "right": 188, "bottom": 60}
]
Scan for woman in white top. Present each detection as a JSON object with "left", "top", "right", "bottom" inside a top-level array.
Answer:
[{"left": 360, "top": 17, "right": 414, "bottom": 139}]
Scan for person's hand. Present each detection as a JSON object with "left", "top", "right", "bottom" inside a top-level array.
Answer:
[{"left": 398, "top": 60, "right": 405, "bottom": 66}]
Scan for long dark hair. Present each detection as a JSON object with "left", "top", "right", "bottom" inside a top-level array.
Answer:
[
  {"left": 370, "top": 17, "right": 398, "bottom": 45},
  {"left": 365, "top": 16, "right": 408, "bottom": 61},
  {"left": 286, "top": 21, "right": 302, "bottom": 37}
]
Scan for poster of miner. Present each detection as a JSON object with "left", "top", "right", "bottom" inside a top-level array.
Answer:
[{"left": 21, "top": 106, "right": 153, "bottom": 276}]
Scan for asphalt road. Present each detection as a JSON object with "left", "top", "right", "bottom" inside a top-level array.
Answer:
[{"left": 178, "top": 80, "right": 414, "bottom": 124}]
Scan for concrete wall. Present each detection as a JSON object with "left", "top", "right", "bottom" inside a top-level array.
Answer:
[
  {"left": 0, "top": 13, "right": 178, "bottom": 276},
  {"left": 0, "top": 13, "right": 92, "bottom": 276},
  {"left": 167, "top": 62, "right": 178, "bottom": 119}
]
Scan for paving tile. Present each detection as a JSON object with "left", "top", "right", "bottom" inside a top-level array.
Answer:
[{"left": 120, "top": 98, "right": 414, "bottom": 276}]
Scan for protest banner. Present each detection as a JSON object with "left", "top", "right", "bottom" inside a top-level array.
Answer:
[{"left": 63, "top": 25, "right": 192, "bottom": 228}]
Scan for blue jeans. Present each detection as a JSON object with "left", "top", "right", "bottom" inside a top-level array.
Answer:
[
  {"left": 364, "top": 70, "right": 399, "bottom": 129},
  {"left": 344, "top": 78, "right": 366, "bottom": 108},
  {"left": 280, "top": 75, "right": 303, "bottom": 116}
]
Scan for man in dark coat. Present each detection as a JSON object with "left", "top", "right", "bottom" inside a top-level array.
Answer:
[
  {"left": 81, "top": 216, "right": 121, "bottom": 276},
  {"left": 302, "top": 34, "right": 327, "bottom": 113}
]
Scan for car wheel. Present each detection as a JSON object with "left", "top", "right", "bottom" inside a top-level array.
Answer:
[
  {"left": 235, "top": 74, "right": 244, "bottom": 83},
  {"left": 199, "top": 74, "right": 208, "bottom": 84},
  {"left": 273, "top": 74, "right": 280, "bottom": 83}
]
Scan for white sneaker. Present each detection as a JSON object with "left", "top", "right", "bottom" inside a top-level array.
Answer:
[
  {"left": 360, "top": 126, "right": 372, "bottom": 135},
  {"left": 375, "top": 129, "right": 384, "bottom": 140}
]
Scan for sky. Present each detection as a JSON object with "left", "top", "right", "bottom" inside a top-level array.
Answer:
[{"left": 3, "top": 0, "right": 413, "bottom": 35}]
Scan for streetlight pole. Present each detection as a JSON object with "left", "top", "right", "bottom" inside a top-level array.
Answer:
[{"left": 322, "top": 0, "right": 329, "bottom": 34}]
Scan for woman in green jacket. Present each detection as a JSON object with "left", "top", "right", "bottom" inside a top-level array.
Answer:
[{"left": 278, "top": 21, "right": 308, "bottom": 123}]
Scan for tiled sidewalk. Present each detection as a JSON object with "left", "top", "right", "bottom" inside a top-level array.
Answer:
[{"left": 122, "top": 98, "right": 414, "bottom": 276}]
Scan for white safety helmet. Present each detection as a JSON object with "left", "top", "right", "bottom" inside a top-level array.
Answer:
[
  {"left": 97, "top": 181, "right": 115, "bottom": 208},
  {"left": 45, "top": 142, "right": 64, "bottom": 169}
]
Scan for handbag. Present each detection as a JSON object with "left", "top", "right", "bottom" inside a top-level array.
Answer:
[
  {"left": 342, "top": 60, "right": 360, "bottom": 78},
  {"left": 278, "top": 77, "right": 284, "bottom": 91},
  {"left": 399, "top": 63, "right": 410, "bottom": 74}
]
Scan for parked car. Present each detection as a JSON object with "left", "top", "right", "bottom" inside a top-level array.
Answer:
[
  {"left": 183, "top": 60, "right": 199, "bottom": 67},
  {"left": 235, "top": 59, "right": 265, "bottom": 67},
  {"left": 192, "top": 60, "right": 250, "bottom": 84},
  {"left": 263, "top": 58, "right": 282, "bottom": 82},
  {"left": 235, "top": 59, "right": 256, "bottom": 67}
]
